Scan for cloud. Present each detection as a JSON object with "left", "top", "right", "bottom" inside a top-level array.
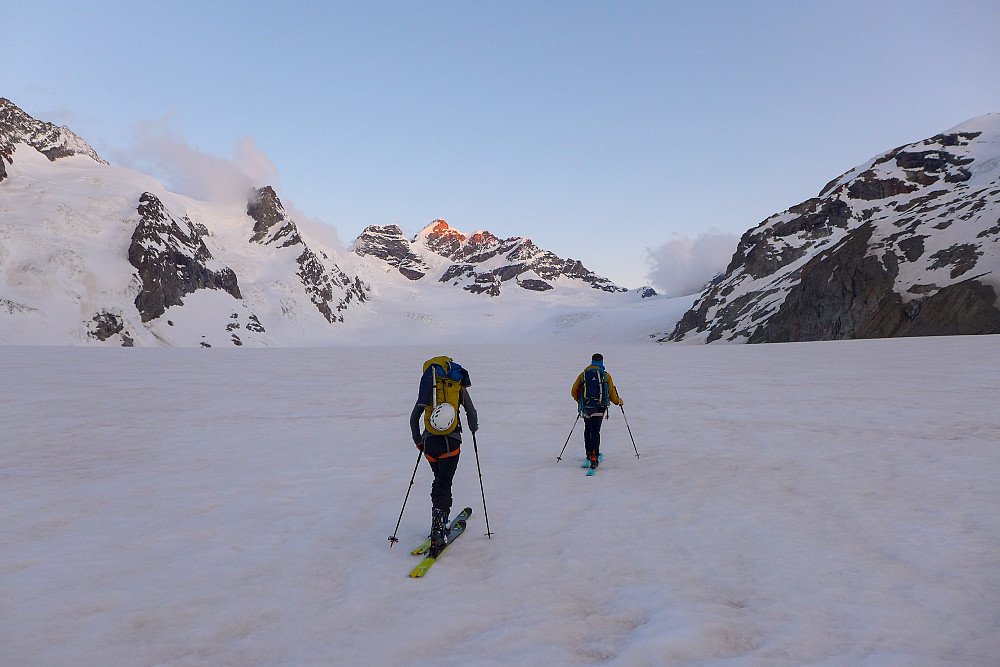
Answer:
[
  {"left": 646, "top": 231, "right": 739, "bottom": 297},
  {"left": 112, "top": 113, "right": 279, "bottom": 203}
]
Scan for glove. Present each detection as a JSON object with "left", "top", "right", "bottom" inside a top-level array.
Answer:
[{"left": 414, "top": 439, "right": 423, "bottom": 451}]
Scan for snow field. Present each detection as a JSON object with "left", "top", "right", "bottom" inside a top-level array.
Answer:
[{"left": 2, "top": 337, "right": 999, "bottom": 665}]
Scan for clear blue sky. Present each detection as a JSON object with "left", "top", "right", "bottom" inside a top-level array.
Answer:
[{"left": 5, "top": 1, "right": 1000, "bottom": 288}]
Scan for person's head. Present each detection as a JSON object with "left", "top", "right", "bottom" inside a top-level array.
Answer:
[{"left": 591, "top": 353, "right": 603, "bottom": 364}]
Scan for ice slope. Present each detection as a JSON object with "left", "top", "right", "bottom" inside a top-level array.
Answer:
[{"left": 3, "top": 336, "right": 999, "bottom": 665}]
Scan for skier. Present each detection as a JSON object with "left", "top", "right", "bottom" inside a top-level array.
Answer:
[
  {"left": 410, "top": 356, "right": 478, "bottom": 551},
  {"left": 570, "top": 353, "right": 623, "bottom": 469}
]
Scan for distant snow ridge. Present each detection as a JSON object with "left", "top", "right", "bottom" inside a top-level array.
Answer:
[
  {"left": 354, "top": 219, "right": 626, "bottom": 295},
  {"left": 0, "top": 98, "right": 106, "bottom": 181},
  {"left": 666, "top": 114, "right": 1000, "bottom": 343}
]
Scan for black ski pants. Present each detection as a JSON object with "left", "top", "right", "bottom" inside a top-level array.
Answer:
[
  {"left": 583, "top": 413, "right": 605, "bottom": 459},
  {"left": 423, "top": 434, "right": 461, "bottom": 515},
  {"left": 428, "top": 455, "right": 459, "bottom": 515}
]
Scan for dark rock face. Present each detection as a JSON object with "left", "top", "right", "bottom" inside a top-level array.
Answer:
[
  {"left": 748, "top": 225, "right": 907, "bottom": 342},
  {"left": 247, "top": 187, "right": 367, "bottom": 323},
  {"left": 847, "top": 175, "right": 918, "bottom": 201},
  {"left": 128, "top": 193, "right": 242, "bottom": 322},
  {"left": 897, "top": 280, "right": 1000, "bottom": 336},
  {"left": 356, "top": 219, "right": 624, "bottom": 296},
  {"left": 87, "top": 311, "right": 134, "bottom": 346},
  {"left": 295, "top": 249, "right": 367, "bottom": 323},
  {"left": 353, "top": 224, "right": 430, "bottom": 280},
  {"left": 0, "top": 98, "right": 106, "bottom": 182},
  {"left": 666, "top": 120, "right": 1000, "bottom": 343},
  {"left": 248, "top": 186, "right": 301, "bottom": 247}
]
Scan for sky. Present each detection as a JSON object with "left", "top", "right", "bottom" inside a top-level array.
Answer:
[{"left": 4, "top": 1, "right": 1000, "bottom": 291}]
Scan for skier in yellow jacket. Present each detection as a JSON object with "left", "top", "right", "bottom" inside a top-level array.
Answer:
[{"left": 570, "top": 353, "right": 623, "bottom": 468}]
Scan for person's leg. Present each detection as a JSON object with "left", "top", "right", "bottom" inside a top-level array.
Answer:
[
  {"left": 427, "top": 454, "right": 459, "bottom": 549},
  {"left": 429, "top": 454, "right": 459, "bottom": 516},
  {"left": 592, "top": 415, "right": 603, "bottom": 458},
  {"left": 584, "top": 415, "right": 601, "bottom": 461}
]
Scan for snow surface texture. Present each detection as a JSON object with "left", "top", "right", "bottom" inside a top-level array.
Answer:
[{"left": 3, "top": 337, "right": 999, "bottom": 665}]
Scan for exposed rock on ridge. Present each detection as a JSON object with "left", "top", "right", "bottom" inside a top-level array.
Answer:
[
  {"left": 355, "top": 219, "right": 626, "bottom": 296},
  {"left": 666, "top": 116, "right": 1000, "bottom": 343},
  {"left": 352, "top": 224, "right": 430, "bottom": 280},
  {"left": 129, "top": 192, "right": 242, "bottom": 322},
  {"left": 247, "top": 186, "right": 367, "bottom": 323},
  {"left": 0, "top": 98, "right": 106, "bottom": 182}
]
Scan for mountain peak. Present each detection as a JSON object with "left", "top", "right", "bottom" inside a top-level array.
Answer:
[
  {"left": 355, "top": 219, "right": 625, "bottom": 294},
  {"left": 0, "top": 98, "right": 107, "bottom": 180}
]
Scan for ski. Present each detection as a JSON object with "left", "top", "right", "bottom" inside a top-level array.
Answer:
[
  {"left": 582, "top": 453, "right": 604, "bottom": 475},
  {"left": 409, "top": 519, "right": 468, "bottom": 578},
  {"left": 411, "top": 507, "right": 472, "bottom": 556}
]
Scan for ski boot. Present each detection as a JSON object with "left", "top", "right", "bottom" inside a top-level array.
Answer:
[{"left": 429, "top": 508, "right": 449, "bottom": 555}]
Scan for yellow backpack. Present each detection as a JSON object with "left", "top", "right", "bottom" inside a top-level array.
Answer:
[{"left": 422, "top": 356, "right": 469, "bottom": 436}]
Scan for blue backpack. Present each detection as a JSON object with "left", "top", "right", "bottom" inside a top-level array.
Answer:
[{"left": 579, "top": 367, "right": 609, "bottom": 413}]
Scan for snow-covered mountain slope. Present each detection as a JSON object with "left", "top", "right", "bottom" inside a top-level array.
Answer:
[
  {"left": 0, "top": 98, "right": 677, "bottom": 347},
  {"left": 665, "top": 115, "right": 1000, "bottom": 343},
  {"left": 0, "top": 98, "right": 369, "bottom": 346},
  {"left": 354, "top": 219, "right": 627, "bottom": 296}
]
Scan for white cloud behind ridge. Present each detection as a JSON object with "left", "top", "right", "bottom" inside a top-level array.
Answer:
[{"left": 646, "top": 231, "right": 738, "bottom": 297}]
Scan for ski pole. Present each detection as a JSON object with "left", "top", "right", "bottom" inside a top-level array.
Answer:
[
  {"left": 388, "top": 449, "right": 423, "bottom": 547},
  {"left": 620, "top": 405, "right": 640, "bottom": 459},
  {"left": 556, "top": 413, "right": 581, "bottom": 462},
  {"left": 472, "top": 432, "right": 494, "bottom": 538}
]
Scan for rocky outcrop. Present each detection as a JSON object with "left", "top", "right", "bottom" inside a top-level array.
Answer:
[
  {"left": 353, "top": 224, "right": 430, "bottom": 280},
  {"left": 248, "top": 186, "right": 367, "bottom": 323},
  {"left": 248, "top": 186, "right": 302, "bottom": 247},
  {"left": 356, "top": 219, "right": 626, "bottom": 296},
  {"left": 128, "top": 192, "right": 242, "bottom": 322},
  {"left": 87, "top": 311, "right": 135, "bottom": 346},
  {"left": 666, "top": 116, "right": 1000, "bottom": 343},
  {"left": 0, "top": 98, "right": 106, "bottom": 182},
  {"left": 747, "top": 224, "right": 907, "bottom": 342}
]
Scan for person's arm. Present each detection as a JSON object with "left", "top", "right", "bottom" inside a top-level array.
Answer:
[
  {"left": 607, "top": 374, "right": 623, "bottom": 406},
  {"left": 410, "top": 368, "right": 436, "bottom": 445},
  {"left": 410, "top": 403, "right": 424, "bottom": 446},
  {"left": 571, "top": 373, "right": 583, "bottom": 400},
  {"left": 462, "top": 388, "right": 478, "bottom": 433}
]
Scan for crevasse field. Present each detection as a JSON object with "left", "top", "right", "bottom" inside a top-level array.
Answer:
[{"left": 3, "top": 336, "right": 999, "bottom": 666}]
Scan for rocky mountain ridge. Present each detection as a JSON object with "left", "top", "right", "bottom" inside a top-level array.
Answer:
[
  {"left": 0, "top": 99, "right": 638, "bottom": 346},
  {"left": 665, "top": 115, "right": 1000, "bottom": 343},
  {"left": 0, "top": 97, "right": 106, "bottom": 182},
  {"left": 353, "top": 219, "right": 627, "bottom": 296}
]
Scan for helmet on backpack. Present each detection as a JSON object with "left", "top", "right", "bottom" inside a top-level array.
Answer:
[{"left": 428, "top": 403, "right": 457, "bottom": 432}]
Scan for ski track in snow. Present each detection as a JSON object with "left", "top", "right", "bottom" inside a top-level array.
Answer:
[{"left": 2, "top": 337, "right": 999, "bottom": 666}]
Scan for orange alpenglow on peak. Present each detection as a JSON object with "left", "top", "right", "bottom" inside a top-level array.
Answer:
[
  {"left": 420, "top": 219, "right": 466, "bottom": 241},
  {"left": 468, "top": 230, "right": 500, "bottom": 246}
]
